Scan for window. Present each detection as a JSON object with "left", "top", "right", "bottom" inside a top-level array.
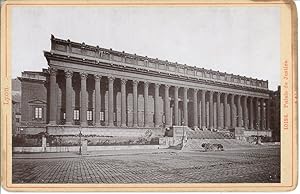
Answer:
[
  {"left": 87, "top": 110, "right": 93, "bottom": 121},
  {"left": 74, "top": 110, "right": 80, "bottom": 120},
  {"left": 63, "top": 113, "right": 66, "bottom": 120},
  {"left": 34, "top": 107, "right": 43, "bottom": 119},
  {"left": 100, "top": 111, "right": 104, "bottom": 121}
]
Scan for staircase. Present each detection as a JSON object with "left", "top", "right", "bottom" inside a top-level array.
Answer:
[
  {"left": 182, "top": 138, "right": 256, "bottom": 151},
  {"left": 179, "top": 129, "right": 256, "bottom": 151}
]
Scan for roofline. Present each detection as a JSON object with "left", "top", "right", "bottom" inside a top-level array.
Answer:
[{"left": 50, "top": 34, "right": 268, "bottom": 83}]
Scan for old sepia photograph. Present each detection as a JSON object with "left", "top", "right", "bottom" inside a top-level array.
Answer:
[{"left": 3, "top": 0, "right": 296, "bottom": 191}]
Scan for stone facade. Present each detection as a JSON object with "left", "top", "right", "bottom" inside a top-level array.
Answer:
[
  {"left": 19, "top": 35, "right": 278, "bottom": 138},
  {"left": 18, "top": 71, "right": 48, "bottom": 127}
]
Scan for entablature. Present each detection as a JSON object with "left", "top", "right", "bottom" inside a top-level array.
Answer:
[{"left": 45, "top": 52, "right": 270, "bottom": 99}]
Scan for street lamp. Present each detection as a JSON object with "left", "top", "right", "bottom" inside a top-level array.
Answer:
[
  {"left": 79, "top": 130, "right": 82, "bottom": 155},
  {"left": 256, "top": 122, "right": 259, "bottom": 144}
]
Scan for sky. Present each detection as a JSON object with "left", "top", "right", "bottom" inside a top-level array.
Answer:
[{"left": 11, "top": 6, "right": 280, "bottom": 90}]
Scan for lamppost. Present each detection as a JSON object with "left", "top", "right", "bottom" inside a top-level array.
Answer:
[
  {"left": 256, "top": 122, "right": 259, "bottom": 144},
  {"left": 79, "top": 130, "right": 82, "bottom": 155}
]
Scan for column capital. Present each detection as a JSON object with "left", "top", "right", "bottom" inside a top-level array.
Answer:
[
  {"left": 209, "top": 90, "right": 214, "bottom": 95},
  {"left": 94, "top": 74, "right": 102, "bottom": 81},
  {"left": 49, "top": 67, "right": 57, "bottom": 76},
  {"left": 133, "top": 80, "right": 139, "bottom": 86},
  {"left": 183, "top": 87, "right": 188, "bottom": 92},
  {"left": 144, "top": 81, "right": 149, "bottom": 87},
  {"left": 65, "top": 70, "right": 73, "bottom": 78},
  {"left": 216, "top": 92, "right": 221, "bottom": 97},
  {"left": 80, "top": 72, "right": 88, "bottom": 80},
  {"left": 174, "top": 86, "right": 180, "bottom": 89},
  {"left": 108, "top": 76, "right": 115, "bottom": 82},
  {"left": 121, "top": 78, "right": 127, "bottom": 85},
  {"left": 155, "top": 83, "right": 161, "bottom": 87},
  {"left": 165, "top": 84, "right": 170, "bottom": 89},
  {"left": 193, "top": 89, "right": 198, "bottom": 96}
]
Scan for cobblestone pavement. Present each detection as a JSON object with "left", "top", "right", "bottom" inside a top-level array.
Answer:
[{"left": 12, "top": 146, "right": 280, "bottom": 183}]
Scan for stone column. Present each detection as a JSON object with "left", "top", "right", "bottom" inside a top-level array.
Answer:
[
  {"left": 266, "top": 99, "right": 270, "bottom": 130},
  {"left": 165, "top": 85, "right": 171, "bottom": 127},
  {"left": 174, "top": 86, "right": 179, "bottom": 126},
  {"left": 255, "top": 98, "right": 259, "bottom": 130},
  {"left": 65, "top": 70, "right": 73, "bottom": 125},
  {"left": 49, "top": 67, "right": 57, "bottom": 125},
  {"left": 209, "top": 91, "right": 214, "bottom": 130},
  {"left": 108, "top": 76, "right": 115, "bottom": 127},
  {"left": 217, "top": 92, "right": 221, "bottom": 130},
  {"left": 133, "top": 80, "right": 139, "bottom": 127},
  {"left": 224, "top": 93, "right": 229, "bottom": 129},
  {"left": 183, "top": 87, "right": 188, "bottom": 126},
  {"left": 249, "top": 97, "right": 254, "bottom": 130},
  {"left": 144, "top": 81, "right": 149, "bottom": 127},
  {"left": 80, "top": 72, "right": 88, "bottom": 127},
  {"left": 237, "top": 95, "right": 243, "bottom": 127},
  {"left": 193, "top": 89, "right": 198, "bottom": 130},
  {"left": 94, "top": 75, "right": 102, "bottom": 127},
  {"left": 261, "top": 98, "right": 266, "bottom": 130},
  {"left": 231, "top": 94, "right": 236, "bottom": 128},
  {"left": 154, "top": 83, "right": 160, "bottom": 128},
  {"left": 201, "top": 90, "right": 206, "bottom": 129},
  {"left": 120, "top": 79, "right": 127, "bottom": 127},
  {"left": 243, "top": 96, "right": 248, "bottom": 129}
]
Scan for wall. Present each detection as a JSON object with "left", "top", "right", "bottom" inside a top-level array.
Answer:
[{"left": 21, "top": 80, "right": 48, "bottom": 125}]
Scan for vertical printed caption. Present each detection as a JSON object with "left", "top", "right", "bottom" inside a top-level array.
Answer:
[{"left": 282, "top": 60, "right": 289, "bottom": 130}]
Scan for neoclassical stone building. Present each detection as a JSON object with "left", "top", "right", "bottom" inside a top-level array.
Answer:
[{"left": 19, "top": 35, "right": 275, "bottom": 138}]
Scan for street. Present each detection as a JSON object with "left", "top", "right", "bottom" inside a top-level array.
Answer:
[{"left": 12, "top": 146, "right": 280, "bottom": 183}]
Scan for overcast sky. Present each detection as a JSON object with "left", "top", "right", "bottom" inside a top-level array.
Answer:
[{"left": 11, "top": 6, "right": 280, "bottom": 90}]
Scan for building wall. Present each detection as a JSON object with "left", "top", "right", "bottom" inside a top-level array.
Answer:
[{"left": 21, "top": 80, "right": 48, "bottom": 125}]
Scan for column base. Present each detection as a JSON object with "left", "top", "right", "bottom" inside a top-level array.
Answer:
[
  {"left": 201, "top": 126, "right": 207, "bottom": 130},
  {"left": 48, "top": 121, "right": 56, "bottom": 125},
  {"left": 155, "top": 125, "right": 160, "bottom": 128},
  {"left": 81, "top": 122, "right": 88, "bottom": 127},
  {"left": 95, "top": 123, "right": 101, "bottom": 127},
  {"left": 144, "top": 124, "right": 149, "bottom": 128},
  {"left": 121, "top": 124, "right": 127, "bottom": 127},
  {"left": 108, "top": 123, "right": 114, "bottom": 127},
  {"left": 65, "top": 121, "right": 72, "bottom": 126},
  {"left": 133, "top": 124, "right": 138, "bottom": 128}
]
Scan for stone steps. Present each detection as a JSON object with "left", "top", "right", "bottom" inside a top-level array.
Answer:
[{"left": 182, "top": 139, "right": 256, "bottom": 151}]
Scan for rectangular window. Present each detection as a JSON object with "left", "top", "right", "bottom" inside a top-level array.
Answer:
[
  {"left": 87, "top": 110, "right": 93, "bottom": 121},
  {"left": 74, "top": 110, "right": 80, "bottom": 120},
  {"left": 34, "top": 107, "right": 43, "bottom": 119},
  {"left": 63, "top": 113, "right": 66, "bottom": 120},
  {"left": 100, "top": 111, "right": 104, "bottom": 121}
]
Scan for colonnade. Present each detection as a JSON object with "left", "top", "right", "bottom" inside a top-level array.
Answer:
[{"left": 48, "top": 68, "right": 270, "bottom": 130}]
